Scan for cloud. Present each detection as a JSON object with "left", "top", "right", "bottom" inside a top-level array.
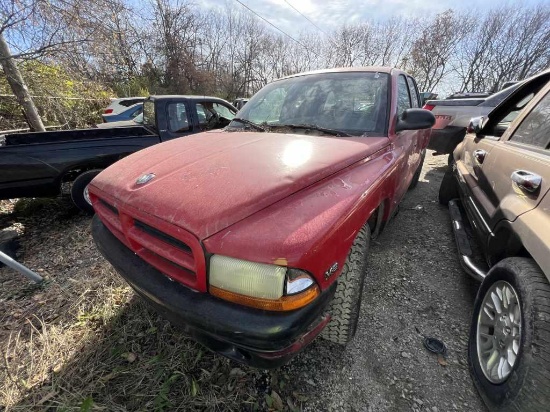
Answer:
[{"left": 199, "top": 0, "right": 542, "bottom": 37}]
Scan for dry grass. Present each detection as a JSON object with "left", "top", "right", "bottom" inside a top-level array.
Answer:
[{"left": 0, "top": 198, "right": 287, "bottom": 411}]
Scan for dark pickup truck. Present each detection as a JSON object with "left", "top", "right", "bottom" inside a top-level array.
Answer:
[{"left": 0, "top": 96, "right": 236, "bottom": 213}]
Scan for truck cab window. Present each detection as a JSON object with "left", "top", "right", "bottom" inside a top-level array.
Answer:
[
  {"left": 406, "top": 77, "right": 420, "bottom": 108},
  {"left": 196, "top": 102, "right": 235, "bottom": 129},
  {"left": 142, "top": 100, "right": 156, "bottom": 128},
  {"left": 397, "top": 75, "right": 412, "bottom": 115},
  {"left": 167, "top": 103, "right": 189, "bottom": 132}
]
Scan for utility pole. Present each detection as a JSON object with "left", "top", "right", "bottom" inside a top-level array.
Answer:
[{"left": 0, "top": 33, "right": 46, "bottom": 132}]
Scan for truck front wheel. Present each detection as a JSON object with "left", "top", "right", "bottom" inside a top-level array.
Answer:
[
  {"left": 469, "top": 258, "right": 550, "bottom": 412},
  {"left": 321, "top": 223, "right": 370, "bottom": 345},
  {"left": 71, "top": 169, "right": 102, "bottom": 215}
]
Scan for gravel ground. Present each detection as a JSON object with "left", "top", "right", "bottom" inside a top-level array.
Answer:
[
  {"left": 280, "top": 152, "right": 486, "bottom": 412},
  {"left": 0, "top": 150, "right": 487, "bottom": 411}
]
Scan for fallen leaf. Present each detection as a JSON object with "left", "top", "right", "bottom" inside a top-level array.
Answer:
[
  {"left": 271, "top": 390, "right": 284, "bottom": 411},
  {"left": 125, "top": 352, "right": 137, "bottom": 363},
  {"left": 229, "top": 367, "right": 245, "bottom": 377},
  {"left": 437, "top": 354, "right": 447, "bottom": 366}
]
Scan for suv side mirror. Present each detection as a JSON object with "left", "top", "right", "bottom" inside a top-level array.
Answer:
[
  {"left": 466, "top": 116, "right": 486, "bottom": 134},
  {"left": 395, "top": 108, "right": 435, "bottom": 132}
]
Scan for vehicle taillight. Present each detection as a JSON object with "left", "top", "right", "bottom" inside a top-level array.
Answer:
[
  {"left": 104, "top": 108, "right": 113, "bottom": 114},
  {"left": 423, "top": 104, "right": 435, "bottom": 111}
]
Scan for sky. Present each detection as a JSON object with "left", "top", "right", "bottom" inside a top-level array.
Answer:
[{"left": 199, "top": 0, "right": 545, "bottom": 37}]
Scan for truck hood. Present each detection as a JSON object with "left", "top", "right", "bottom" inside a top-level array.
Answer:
[{"left": 91, "top": 131, "right": 389, "bottom": 239}]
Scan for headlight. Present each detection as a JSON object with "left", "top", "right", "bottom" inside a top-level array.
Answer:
[{"left": 209, "top": 255, "right": 319, "bottom": 311}]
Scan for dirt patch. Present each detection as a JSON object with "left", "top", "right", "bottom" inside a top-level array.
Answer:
[{"left": 0, "top": 151, "right": 486, "bottom": 411}]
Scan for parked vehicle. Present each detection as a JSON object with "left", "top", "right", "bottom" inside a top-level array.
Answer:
[
  {"left": 0, "top": 96, "right": 236, "bottom": 214},
  {"left": 103, "top": 97, "right": 145, "bottom": 115},
  {"left": 420, "top": 92, "right": 438, "bottom": 105},
  {"left": 424, "top": 83, "right": 521, "bottom": 163},
  {"left": 233, "top": 98, "right": 249, "bottom": 110},
  {"left": 445, "top": 91, "right": 491, "bottom": 99},
  {"left": 102, "top": 103, "right": 143, "bottom": 123},
  {"left": 90, "top": 67, "right": 435, "bottom": 368},
  {"left": 439, "top": 68, "right": 550, "bottom": 412},
  {"left": 96, "top": 113, "right": 143, "bottom": 129}
]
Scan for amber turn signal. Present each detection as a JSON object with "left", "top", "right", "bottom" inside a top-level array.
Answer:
[{"left": 209, "top": 284, "right": 320, "bottom": 311}]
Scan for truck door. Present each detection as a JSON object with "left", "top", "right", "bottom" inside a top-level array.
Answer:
[
  {"left": 164, "top": 101, "right": 192, "bottom": 140},
  {"left": 462, "top": 81, "right": 550, "bottom": 232}
]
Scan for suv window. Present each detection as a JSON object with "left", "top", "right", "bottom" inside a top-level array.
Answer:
[
  {"left": 509, "top": 91, "right": 550, "bottom": 150},
  {"left": 480, "top": 83, "right": 521, "bottom": 107},
  {"left": 397, "top": 75, "right": 411, "bottom": 115},
  {"left": 406, "top": 77, "right": 420, "bottom": 108},
  {"left": 167, "top": 102, "right": 189, "bottom": 132},
  {"left": 482, "top": 73, "right": 550, "bottom": 138}
]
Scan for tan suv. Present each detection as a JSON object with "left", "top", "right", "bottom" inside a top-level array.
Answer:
[{"left": 439, "top": 68, "right": 550, "bottom": 412}]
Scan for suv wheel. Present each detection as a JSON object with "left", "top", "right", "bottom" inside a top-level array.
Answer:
[
  {"left": 438, "top": 169, "right": 459, "bottom": 206},
  {"left": 469, "top": 258, "right": 550, "bottom": 412},
  {"left": 321, "top": 223, "right": 370, "bottom": 345},
  {"left": 71, "top": 169, "right": 102, "bottom": 215}
]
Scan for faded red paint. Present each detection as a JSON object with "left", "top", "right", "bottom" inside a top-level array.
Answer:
[{"left": 89, "top": 67, "right": 432, "bottom": 294}]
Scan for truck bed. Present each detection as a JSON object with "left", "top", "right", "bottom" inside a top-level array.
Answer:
[{"left": 3, "top": 126, "right": 154, "bottom": 146}]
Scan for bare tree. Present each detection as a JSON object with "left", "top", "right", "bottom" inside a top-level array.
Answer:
[
  {"left": 0, "top": 33, "right": 45, "bottom": 131},
  {"left": 409, "top": 10, "right": 466, "bottom": 91},
  {"left": 454, "top": 5, "right": 550, "bottom": 93}
]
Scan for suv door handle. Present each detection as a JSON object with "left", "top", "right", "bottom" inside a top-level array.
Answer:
[
  {"left": 511, "top": 170, "right": 542, "bottom": 193},
  {"left": 473, "top": 149, "right": 487, "bottom": 164}
]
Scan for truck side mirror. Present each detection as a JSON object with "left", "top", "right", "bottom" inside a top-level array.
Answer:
[
  {"left": 466, "top": 116, "right": 486, "bottom": 134},
  {"left": 395, "top": 108, "right": 435, "bottom": 132}
]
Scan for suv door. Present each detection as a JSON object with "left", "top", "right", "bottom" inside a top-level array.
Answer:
[{"left": 459, "top": 80, "right": 550, "bottom": 235}]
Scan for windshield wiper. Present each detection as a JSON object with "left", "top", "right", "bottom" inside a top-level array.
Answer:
[
  {"left": 230, "top": 118, "right": 267, "bottom": 132},
  {"left": 269, "top": 123, "right": 351, "bottom": 137}
]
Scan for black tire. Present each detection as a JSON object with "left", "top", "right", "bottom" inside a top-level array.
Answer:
[
  {"left": 71, "top": 169, "right": 102, "bottom": 215},
  {"left": 468, "top": 258, "right": 550, "bottom": 412},
  {"left": 447, "top": 152, "right": 454, "bottom": 167},
  {"left": 438, "top": 168, "right": 459, "bottom": 206},
  {"left": 321, "top": 223, "right": 370, "bottom": 344},
  {"left": 408, "top": 149, "right": 426, "bottom": 191}
]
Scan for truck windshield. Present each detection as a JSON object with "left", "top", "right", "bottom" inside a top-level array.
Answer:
[
  {"left": 230, "top": 72, "right": 390, "bottom": 136},
  {"left": 142, "top": 100, "right": 156, "bottom": 130}
]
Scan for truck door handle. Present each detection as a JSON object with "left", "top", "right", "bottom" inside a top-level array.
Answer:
[
  {"left": 511, "top": 170, "right": 542, "bottom": 193},
  {"left": 473, "top": 149, "right": 487, "bottom": 164}
]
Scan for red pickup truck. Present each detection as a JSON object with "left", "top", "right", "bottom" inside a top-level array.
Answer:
[{"left": 90, "top": 67, "right": 435, "bottom": 368}]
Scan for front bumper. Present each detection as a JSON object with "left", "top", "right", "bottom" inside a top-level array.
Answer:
[
  {"left": 428, "top": 126, "right": 466, "bottom": 154},
  {"left": 92, "top": 215, "right": 335, "bottom": 368}
]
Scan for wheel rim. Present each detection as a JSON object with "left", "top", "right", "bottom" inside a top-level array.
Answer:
[
  {"left": 83, "top": 185, "right": 92, "bottom": 205},
  {"left": 476, "top": 280, "right": 522, "bottom": 384}
]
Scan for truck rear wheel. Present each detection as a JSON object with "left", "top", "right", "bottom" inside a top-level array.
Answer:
[
  {"left": 321, "top": 223, "right": 370, "bottom": 345},
  {"left": 71, "top": 169, "right": 102, "bottom": 215},
  {"left": 468, "top": 258, "right": 550, "bottom": 412}
]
